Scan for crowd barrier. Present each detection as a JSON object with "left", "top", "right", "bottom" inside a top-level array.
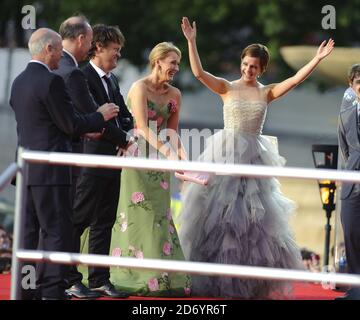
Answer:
[{"left": 1, "top": 148, "right": 359, "bottom": 299}]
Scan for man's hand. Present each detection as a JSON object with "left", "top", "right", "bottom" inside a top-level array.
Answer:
[
  {"left": 97, "top": 103, "right": 119, "bottom": 121},
  {"left": 83, "top": 132, "right": 103, "bottom": 140}
]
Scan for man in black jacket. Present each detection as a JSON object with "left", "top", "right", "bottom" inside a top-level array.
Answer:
[
  {"left": 337, "top": 64, "right": 360, "bottom": 300},
  {"left": 54, "top": 15, "right": 100, "bottom": 209},
  {"left": 10, "top": 28, "right": 118, "bottom": 300},
  {"left": 70, "top": 24, "right": 133, "bottom": 298},
  {"left": 54, "top": 16, "right": 132, "bottom": 299}
]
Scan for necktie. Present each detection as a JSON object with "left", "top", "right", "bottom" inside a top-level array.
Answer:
[
  {"left": 102, "top": 75, "right": 115, "bottom": 102},
  {"left": 102, "top": 75, "right": 119, "bottom": 128}
]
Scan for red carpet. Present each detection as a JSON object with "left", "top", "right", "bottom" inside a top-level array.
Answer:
[{"left": 0, "top": 273, "right": 345, "bottom": 300}]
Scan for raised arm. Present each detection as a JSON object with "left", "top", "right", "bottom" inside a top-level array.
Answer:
[
  {"left": 181, "top": 17, "right": 229, "bottom": 95},
  {"left": 267, "top": 39, "right": 335, "bottom": 103}
]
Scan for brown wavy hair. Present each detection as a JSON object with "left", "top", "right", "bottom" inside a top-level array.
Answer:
[
  {"left": 88, "top": 24, "right": 125, "bottom": 59},
  {"left": 348, "top": 63, "right": 360, "bottom": 84},
  {"left": 241, "top": 43, "right": 270, "bottom": 74}
]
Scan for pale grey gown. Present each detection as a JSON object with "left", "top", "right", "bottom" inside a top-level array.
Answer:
[{"left": 178, "top": 83, "right": 303, "bottom": 299}]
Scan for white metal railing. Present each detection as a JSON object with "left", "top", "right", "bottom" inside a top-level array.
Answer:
[
  {"left": 21, "top": 149, "right": 360, "bottom": 182},
  {"left": 17, "top": 249, "right": 360, "bottom": 287},
  {"left": 10, "top": 148, "right": 360, "bottom": 300},
  {"left": 0, "top": 163, "right": 17, "bottom": 192}
]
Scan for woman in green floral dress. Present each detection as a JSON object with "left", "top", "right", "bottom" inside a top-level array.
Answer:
[{"left": 109, "top": 42, "right": 191, "bottom": 296}]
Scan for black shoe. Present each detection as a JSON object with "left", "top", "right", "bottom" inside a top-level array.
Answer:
[
  {"left": 41, "top": 292, "right": 72, "bottom": 300},
  {"left": 90, "top": 282, "right": 129, "bottom": 298},
  {"left": 335, "top": 288, "right": 360, "bottom": 300},
  {"left": 66, "top": 282, "right": 102, "bottom": 299}
]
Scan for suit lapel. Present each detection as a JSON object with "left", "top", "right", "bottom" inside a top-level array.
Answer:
[
  {"left": 355, "top": 103, "right": 360, "bottom": 136},
  {"left": 87, "top": 63, "right": 111, "bottom": 103},
  {"left": 346, "top": 106, "right": 360, "bottom": 143},
  {"left": 86, "top": 64, "right": 123, "bottom": 128}
]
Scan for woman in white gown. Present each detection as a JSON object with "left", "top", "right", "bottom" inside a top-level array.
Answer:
[{"left": 178, "top": 17, "right": 334, "bottom": 299}]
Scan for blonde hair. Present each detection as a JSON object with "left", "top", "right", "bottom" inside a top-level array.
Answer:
[{"left": 149, "top": 42, "right": 181, "bottom": 70}]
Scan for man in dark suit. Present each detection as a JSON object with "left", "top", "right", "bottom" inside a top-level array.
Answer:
[
  {"left": 54, "top": 15, "right": 100, "bottom": 209},
  {"left": 54, "top": 16, "right": 132, "bottom": 299},
  {"left": 10, "top": 28, "right": 119, "bottom": 300},
  {"left": 70, "top": 24, "right": 133, "bottom": 298},
  {"left": 337, "top": 63, "right": 360, "bottom": 300}
]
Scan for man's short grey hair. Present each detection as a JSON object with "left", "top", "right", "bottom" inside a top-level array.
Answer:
[
  {"left": 28, "top": 29, "right": 60, "bottom": 55},
  {"left": 59, "top": 16, "right": 90, "bottom": 40}
]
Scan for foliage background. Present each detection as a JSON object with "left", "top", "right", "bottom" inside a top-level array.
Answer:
[{"left": 1, "top": 0, "right": 360, "bottom": 84}]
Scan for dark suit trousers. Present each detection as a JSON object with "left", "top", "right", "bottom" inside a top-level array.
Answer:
[
  {"left": 341, "top": 185, "right": 360, "bottom": 275},
  {"left": 23, "top": 185, "right": 73, "bottom": 299},
  {"left": 70, "top": 172, "right": 120, "bottom": 288},
  {"left": 69, "top": 140, "right": 83, "bottom": 208}
]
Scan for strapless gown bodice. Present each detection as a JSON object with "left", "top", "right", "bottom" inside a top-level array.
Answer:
[{"left": 223, "top": 99, "right": 267, "bottom": 135}]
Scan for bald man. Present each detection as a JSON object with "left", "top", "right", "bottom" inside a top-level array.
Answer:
[{"left": 10, "top": 28, "right": 119, "bottom": 300}]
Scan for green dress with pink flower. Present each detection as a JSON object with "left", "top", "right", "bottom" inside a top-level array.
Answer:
[{"left": 109, "top": 99, "right": 191, "bottom": 297}]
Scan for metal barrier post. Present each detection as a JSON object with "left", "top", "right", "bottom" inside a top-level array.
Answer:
[
  {"left": 0, "top": 163, "right": 17, "bottom": 192},
  {"left": 10, "top": 147, "right": 28, "bottom": 300}
]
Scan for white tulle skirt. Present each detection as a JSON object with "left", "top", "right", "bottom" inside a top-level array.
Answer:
[{"left": 178, "top": 130, "right": 304, "bottom": 299}]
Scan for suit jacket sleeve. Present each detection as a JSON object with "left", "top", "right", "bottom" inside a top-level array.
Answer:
[
  {"left": 46, "top": 75, "right": 105, "bottom": 136},
  {"left": 101, "top": 123, "right": 129, "bottom": 148},
  {"left": 66, "top": 69, "right": 99, "bottom": 114},
  {"left": 338, "top": 114, "right": 349, "bottom": 164},
  {"left": 65, "top": 69, "right": 130, "bottom": 145}
]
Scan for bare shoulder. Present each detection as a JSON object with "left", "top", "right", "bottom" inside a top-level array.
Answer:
[
  {"left": 128, "top": 79, "right": 147, "bottom": 97},
  {"left": 262, "top": 83, "right": 276, "bottom": 92},
  {"left": 262, "top": 83, "right": 276, "bottom": 99},
  {"left": 167, "top": 85, "right": 182, "bottom": 99}
]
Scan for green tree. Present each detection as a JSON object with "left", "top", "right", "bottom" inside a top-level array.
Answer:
[{"left": 2, "top": 0, "right": 360, "bottom": 86}]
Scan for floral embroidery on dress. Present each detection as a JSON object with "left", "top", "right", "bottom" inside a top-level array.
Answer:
[
  {"left": 131, "top": 191, "right": 144, "bottom": 203},
  {"left": 146, "top": 273, "right": 172, "bottom": 294},
  {"left": 162, "top": 241, "right": 172, "bottom": 256},
  {"left": 168, "top": 99, "right": 178, "bottom": 113},
  {"left": 147, "top": 171, "right": 164, "bottom": 182},
  {"left": 147, "top": 278, "right": 159, "bottom": 292},
  {"left": 166, "top": 208, "right": 172, "bottom": 220},
  {"left": 112, "top": 247, "right": 122, "bottom": 257},
  {"left": 129, "top": 191, "right": 150, "bottom": 211},
  {"left": 113, "top": 212, "right": 132, "bottom": 232},
  {"left": 159, "top": 273, "right": 171, "bottom": 291},
  {"left": 184, "top": 275, "right": 192, "bottom": 295},
  {"left": 148, "top": 108, "right": 156, "bottom": 119},
  {"left": 135, "top": 250, "right": 144, "bottom": 259},
  {"left": 168, "top": 224, "right": 175, "bottom": 234},
  {"left": 127, "top": 245, "right": 144, "bottom": 259},
  {"left": 120, "top": 221, "right": 128, "bottom": 232},
  {"left": 156, "top": 116, "right": 164, "bottom": 127},
  {"left": 160, "top": 180, "right": 169, "bottom": 190}
]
